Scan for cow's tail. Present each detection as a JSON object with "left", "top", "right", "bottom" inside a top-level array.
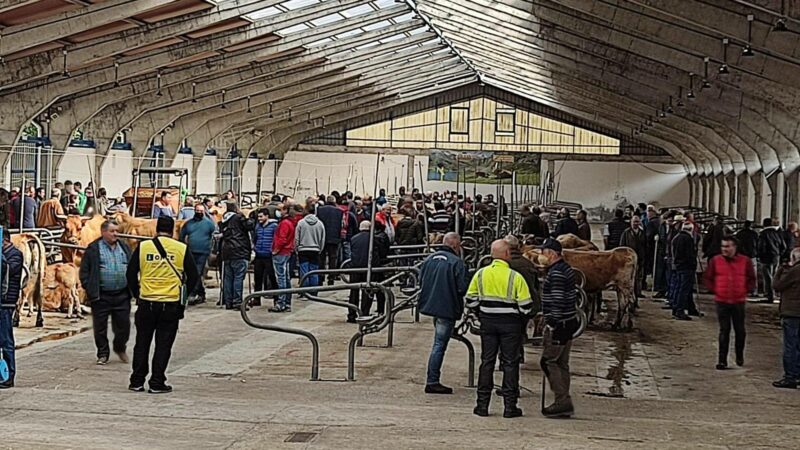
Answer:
[{"left": 27, "top": 234, "right": 46, "bottom": 310}]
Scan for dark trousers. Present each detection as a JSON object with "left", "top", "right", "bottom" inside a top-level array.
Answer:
[
  {"left": 716, "top": 302, "right": 746, "bottom": 365},
  {"left": 761, "top": 262, "right": 777, "bottom": 301},
  {"left": 253, "top": 256, "right": 278, "bottom": 300},
  {"left": 191, "top": 252, "right": 208, "bottom": 297},
  {"left": 130, "top": 300, "right": 182, "bottom": 389},
  {"left": 92, "top": 289, "right": 131, "bottom": 359},
  {"left": 321, "top": 243, "right": 340, "bottom": 283},
  {"left": 541, "top": 327, "right": 573, "bottom": 406},
  {"left": 671, "top": 269, "right": 695, "bottom": 315},
  {"left": 654, "top": 258, "right": 668, "bottom": 293},
  {"left": 347, "top": 272, "right": 386, "bottom": 320},
  {"left": 476, "top": 315, "right": 524, "bottom": 407},
  {"left": 782, "top": 318, "right": 800, "bottom": 382}
]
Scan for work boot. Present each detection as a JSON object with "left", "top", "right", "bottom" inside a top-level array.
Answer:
[
  {"left": 148, "top": 384, "right": 173, "bottom": 394},
  {"left": 473, "top": 405, "right": 489, "bottom": 417},
  {"left": 772, "top": 379, "right": 797, "bottom": 389},
  {"left": 542, "top": 401, "right": 574, "bottom": 418},
  {"left": 115, "top": 351, "right": 129, "bottom": 363},
  {"left": 716, "top": 363, "right": 727, "bottom": 370},
  {"left": 96, "top": 356, "right": 109, "bottom": 365},
  {"left": 503, "top": 404, "right": 523, "bottom": 418},
  {"left": 424, "top": 383, "right": 453, "bottom": 394}
]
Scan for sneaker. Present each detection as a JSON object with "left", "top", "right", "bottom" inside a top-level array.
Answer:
[
  {"left": 542, "top": 402, "right": 574, "bottom": 418},
  {"left": 148, "top": 385, "right": 173, "bottom": 394},
  {"left": 503, "top": 406, "right": 523, "bottom": 418},
  {"left": 473, "top": 405, "right": 489, "bottom": 417},
  {"left": 268, "top": 306, "right": 287, "bottom": 313},
  {"left": 772, "top": 379, "right": 797, "bottom": 389},
  {"left": 115, "top": 351, "right": 129, "bottom": 363},
  {"left": 716, "top": 363, "right": 727, "bottom": 370},
  {"left": 128, "top": 384, "right": 145, "bottom": 392},
  {"left": 424, "top": 383, "right": 453, "bottom": 394},
  {"left": 96, "top": 357, "right": 109, "bottom": 365}
]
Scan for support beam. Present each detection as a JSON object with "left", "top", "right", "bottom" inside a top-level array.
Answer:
[
  {"left": 737, "top": 172, "right": 750, "bottom": 220},
  {"left": 787, "top": 170, "right": 800, "bottom": 225},
  {"left": 752, "top": 172, "right": 764, "bottom": 225}
]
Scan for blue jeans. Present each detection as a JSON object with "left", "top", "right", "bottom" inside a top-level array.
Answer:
[
  {"left": 0, "top": 308, "right": 15, "bottom": 382},
  {"left": 192, "top": 252, "right": 209, "bottom": 297},
  {"left": 223, "top": 259, "right": 248, "bottom": 307},
  {"left": 273, "top": 254, "right": 292, "bottom": 308},
  {"left": 426, "top": 317, "right": 454, "bottom": 385},
  {"left": 299, "top": 260, "right": 319, "bottom": 289},
  {"left": 782, "top": 318, "right": 800, "bottom": 382},
  {"left": 671, "top": 269, "right": 693, "bottom": 315}
]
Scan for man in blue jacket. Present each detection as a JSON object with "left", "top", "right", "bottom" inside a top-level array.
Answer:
[
  {"left": 418, "top": 232, "right": 468, "bottom": 394},
  {"left": 0, "top": 229, "right": 23, "bottom": 389}
]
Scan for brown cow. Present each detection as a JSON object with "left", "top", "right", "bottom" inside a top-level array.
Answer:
[
  {"left": 557, "top": 233, "right": 599, "bottom": 251},
  {"left": 42, "top": 263, "right": 85, "bottom": 319},
  {"left": 525, "top": 247, "right": 637, "bottom": 330},
  {"left": 11, "top": 233, "right": 46, "bottom": 327},
  {"left": 60, "top": 214, "right": 105, "bottom": 266},
  {"left": 111, "top": 211, "right": 185, "bottom": 249}
]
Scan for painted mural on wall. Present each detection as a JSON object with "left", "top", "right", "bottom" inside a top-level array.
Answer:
[{"left": 427, "top": 150, "right": 541, "bottom": 185}]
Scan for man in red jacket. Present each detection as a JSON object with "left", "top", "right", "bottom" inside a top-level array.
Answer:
[
  {"left": 704, "top": 236, "right": 756, "bottom": 370},
  {"left": 270, "top": 203, "right": 297, "bottom": 313}
]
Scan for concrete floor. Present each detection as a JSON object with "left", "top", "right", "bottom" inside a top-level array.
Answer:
[{"left": 2, "top": 287, "right": 799, "bottom": 449}]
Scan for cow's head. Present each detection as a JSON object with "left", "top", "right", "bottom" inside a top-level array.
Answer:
[
  {"left": 522, "top": 248, "right": 549, "bottom": 268},
  {"left": 62, "top": 215, "right": 90, "bottom": 244}
]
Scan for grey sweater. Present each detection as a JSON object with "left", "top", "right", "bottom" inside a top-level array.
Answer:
[{"left": 295, "top": 215, "right": 326, "bottom": 253}]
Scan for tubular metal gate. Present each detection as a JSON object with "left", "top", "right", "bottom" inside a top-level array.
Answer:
[{"left": 9, "top": 142, "right": 56, "bottom": 189}]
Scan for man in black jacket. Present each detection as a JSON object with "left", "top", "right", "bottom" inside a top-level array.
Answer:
[
  {"left": 703, "top": 215, "right": 729, "bottom": 260},
  {"left": 604, "top": 209, "right": 627, "bottom": 250},
  {"left": 758, "top": 217, "right": 786, "bottom": 303},
  {"left": 670, "top": 222, "right": 698, "bottom": 320},
  {"left": 521, "top": 206, "right": 549, "bottom": 241},
  {"left": 0, "top": 230, "right": 23, "bottom": 389},
  {"left": 79, "top": 220, "right": 133, "bottom": 365},
  {"left": 735, "top": 220, "right": 759, "bottom": 296},
  {"left": 220, "top": 202, "right": 254, "bottom": 310},
  {"left": 419, "top": 232, "right": 467, "bottom": 394},
  {"left": 316, "top": 196, "right": 344, "bottom": 285},
  {"left": 552, "top": 208, "right": 579, "bottom": 238},
  {"left": 346, "top": 221, "right": 390, "bottom": 322},
  {"left": 620, "top": 215, "right": 647, "bottom": 298}
]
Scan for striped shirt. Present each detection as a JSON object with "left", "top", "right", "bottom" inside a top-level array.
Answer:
[
  {"left": 542, "top": 259, "right": 577, "bottom": 322},
  {"left": 99, "top": 240, "right": 128, "bottom": 292},
  {"left": 466, "top": 259, "right": 533, "bottom": 317}
]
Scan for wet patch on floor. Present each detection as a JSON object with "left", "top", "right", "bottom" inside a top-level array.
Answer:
[{"left": 588, "top": 332, "right": 661, "bottom": 400}]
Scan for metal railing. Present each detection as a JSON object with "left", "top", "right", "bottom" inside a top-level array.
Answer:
[{"left": 239, "top": 282, "right": 395, "bottom": 381}]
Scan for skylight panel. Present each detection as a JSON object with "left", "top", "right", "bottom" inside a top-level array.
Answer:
[
  {"left": 245, "top": 6, "right": 282, "bottom": 20},
  {"left": 281, "top": 0, "right": 320, "bottom": 10},
  {"left": 363, "top": 20, "right": 391, "bottom": 31},
  {"left": 311, "top": 13, "right": 345, "bottom": 26},
  {"left": 276, "top": 23, "right": 310, "bottom": 35},
  {"left": 341, "top": 4, "right": 374, "bottom": 18}
]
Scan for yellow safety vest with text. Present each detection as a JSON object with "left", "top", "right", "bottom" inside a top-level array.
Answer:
[
  {"left": 466, "top": 259, "right": 533, "bottom": 316},
  {"left": 138, "top": 238, "right": 187, "bottom": 302}
]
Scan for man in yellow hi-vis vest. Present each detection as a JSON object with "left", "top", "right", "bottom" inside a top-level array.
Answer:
[
  {"left": 126, "top": 217, "right": 199, "bottom": 394},
  {"left": 467, "top": 239, "right": 534, "bottom": 418}
]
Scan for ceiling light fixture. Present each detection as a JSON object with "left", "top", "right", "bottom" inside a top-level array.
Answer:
[
  {"left": 774, "top": 0, "right": 789, "bottom": 31},
  {"left": 687, "top": 73, "right": 696, "bottom": 99},
  {"left": 659, "top": 104, "right": 667, "bottom": 118},
  {"left": 307, "top": 112, "right": 312, "bottom": 124},
  {"left": 268, "top": 102, "right": 273, "bottom": 118},
  {"left": 702, "top": 57, "right": 712, "bottom": 89},
  {"left": 719, "top": 38, "right": 730, "bottom": 74},
  {"left": 62, "top": 49, "right": 70, "bottom": 77},
  {"left": 742, "top": 15, "right": 755, "bottom": 56},
  {"left": 220, "top": 89, "right": 226, "bottom": 109},
  {"left": 156, "top": 72, "right": 163, "bottom": 97},
  {"left": 321, "top": 116, "right": 326, "bottom": 129},
  {"left": 113, "top": 61, "right": 120, "bottom": 87},
  {"left": 677, "top": 87, "right": 685, "bottom": 107},
  {"left": 667, "top": 96, "right": 675, "bottom": 114},
  {"left": 287, "top": 107, "right": 293, "bottom": 122},
  {"left": 246, "top": 95, "right": 252, "bottom": 114},
  {"left": 191, "top": 82, "right": 197, "bottom": 103}
]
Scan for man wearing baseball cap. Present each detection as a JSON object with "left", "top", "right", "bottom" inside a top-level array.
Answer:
[{"left": 538, "top": 238, "right": 579, "bottom": 418}]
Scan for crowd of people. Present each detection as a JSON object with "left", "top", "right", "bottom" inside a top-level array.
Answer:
[{"left": 1, "top": 180, "right": 798, "bottom": 409}]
